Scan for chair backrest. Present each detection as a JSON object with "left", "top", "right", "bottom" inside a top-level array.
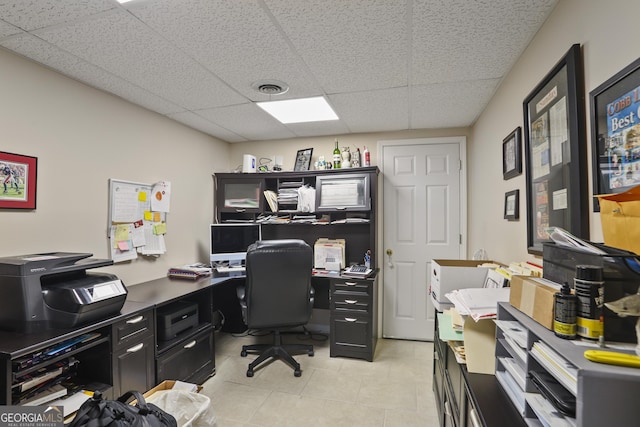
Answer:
[{"left": 244, "top": 239, "right": 313, "bottom": 329}]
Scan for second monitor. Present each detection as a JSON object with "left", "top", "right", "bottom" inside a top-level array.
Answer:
[{"left": 210, "top": 223, "right": 261, "bottom": 269}]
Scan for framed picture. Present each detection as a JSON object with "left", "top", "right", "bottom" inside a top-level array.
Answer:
[
  {"left": 590, "top": 57, "right": 640, "bottom": 211},
  {"left": 523, "top": 44, "right": 588, "bottom": 255},
  {"left": 294, "top": 148, "right": 313, "bottom": 171},
  {"left": 0, "top": 151, "right": 37, "bottom": 210},
  {"left": 502, "top": 127, "right": 522, "bottom": 180},
  {"left": 504, "top": 190, "right": 519, "bottom": 221}
]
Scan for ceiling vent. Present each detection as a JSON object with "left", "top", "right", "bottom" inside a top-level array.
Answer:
[{"left": 252, "top": 80, "right": 289, "bottom": 95}]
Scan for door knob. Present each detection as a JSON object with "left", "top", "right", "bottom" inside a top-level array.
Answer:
[{"left": 386, "top": 249, "right": 394, "bottom": 268}]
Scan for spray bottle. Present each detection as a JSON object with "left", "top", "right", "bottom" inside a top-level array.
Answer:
[{"left": 363, "top": 146, "right": 371, "bottom": 167}]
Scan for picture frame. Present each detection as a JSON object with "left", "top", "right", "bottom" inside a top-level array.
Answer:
[
  {"left": 589, "top": 57, "right": 640, "bottom": 211},
  {"left": 0, "top": 151, "right": 37, "bottom": 210},
  {"left": 502, "top": 127, "right": 522, "bottom": 180},
  {"left": 294, "top": 148, "right": 313, "bottom": 171},
  {"left": 504, "top": 190, "right": 519, "bottom": 221},
  {"left": 523, "top": 44, "right": 588, "bottom": 255}
]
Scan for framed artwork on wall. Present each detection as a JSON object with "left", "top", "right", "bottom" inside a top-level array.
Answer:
[
  {"left": 503, "top": 127, "right": 522, "bottom": 180},
  {"left": 590, "top": 56, "right": 640, "bottom": 211},
  {"left": 522, "top": 44, "right": 588, "bottom": 255},
  {"left": 0, "top": 151, "right": 37, "bottom": 210},
  {"left": 504, "top": 190, "right": 519, "bottom": 221}
]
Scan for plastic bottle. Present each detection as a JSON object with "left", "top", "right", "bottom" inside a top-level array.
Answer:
[
  {"left": 363, "top": 146, "right": 371, "bottom": 166},
  {"left": 333, "top": 139, "right": 341, "bottom": 169}
]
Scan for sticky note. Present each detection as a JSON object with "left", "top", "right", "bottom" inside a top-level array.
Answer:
[
  {"left": 153, "top": 223, "right": 167, "bottom": 235},
  {"left": 153, "top": 212, "right": 161, "bottom": 222},
  {"left": 138, "top": 191, "right": 147, "bottom": 202},
  {"left": 118, "top": 240, "right": 130, "bottom": 251},
  {"left": 144, "top": 211, "right": 152, "bottom": 221},
  {"left": 115, "top": 224, "right": 129, "bottom": 241}
]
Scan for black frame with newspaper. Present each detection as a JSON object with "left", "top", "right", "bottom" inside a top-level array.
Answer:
[{"left": 523, "top": 44, "right": 588, "bottom": 255}]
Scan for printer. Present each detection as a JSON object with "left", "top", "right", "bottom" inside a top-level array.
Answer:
[{"left": 0, "top": 252, "right": 127, "bottom": 332}]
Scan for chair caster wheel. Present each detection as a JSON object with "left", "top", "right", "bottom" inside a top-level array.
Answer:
[
  {"left": 241, "top": 349, "right": 247, "bottom": 357},
  {"left": 294, "top": 370, "right": 301, "bottom": 377},
  {"left": 308, "top": 350, "right": 314, "bottom": 356},
  {"left": 246, "top": 369, "right": 254, "bottom": 377}
]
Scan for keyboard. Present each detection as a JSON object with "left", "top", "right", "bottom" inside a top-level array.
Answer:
[{"left": 215, "top": 265, "right": 245, "bottom": 273}]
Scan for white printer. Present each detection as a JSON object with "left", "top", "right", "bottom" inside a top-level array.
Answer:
[{"left": 0, "top": 252, "right": 127, "bottom": 332}]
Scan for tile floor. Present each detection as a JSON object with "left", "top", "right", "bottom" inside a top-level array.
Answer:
[{"left": 200, "top": 330, "right": 440, "bottom": 427}]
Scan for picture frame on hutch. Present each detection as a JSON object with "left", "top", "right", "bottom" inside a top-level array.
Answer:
[
  {"left": 503, "top": 127, "right": 522, "bottom": 180},
  {"left": 522, "top": 44, "right": 588, "bottom": 255},
  {"left": 590, "top": 56, "right": 640, "bottom": 211},
  {"left": 0, "top": 151, "right": 37, "bottom": 210},
  {"left": 294, "top": 148, "right": 313, "bottom": 171}
]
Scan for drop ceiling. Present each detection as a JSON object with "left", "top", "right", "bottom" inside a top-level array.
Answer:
[{"left": 0, "top": 0, "right": 558, "bottom": 143}]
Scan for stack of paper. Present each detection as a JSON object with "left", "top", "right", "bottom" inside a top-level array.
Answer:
[{"left": 445, "top": 287, "right": 511, "bottom": 321}]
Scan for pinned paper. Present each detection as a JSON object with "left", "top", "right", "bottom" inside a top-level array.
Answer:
[
  {"left": 151, "top": 181, "right": 171, "bottom": 212},
  {"left": 153, "top": 222, "right": 167, "bottom": 235}
]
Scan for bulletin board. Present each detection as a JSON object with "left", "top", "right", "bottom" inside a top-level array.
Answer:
[{"left": 108, "top": 178, "right": 171, "bottom": 263}]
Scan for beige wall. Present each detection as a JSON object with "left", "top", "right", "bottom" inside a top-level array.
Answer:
[
  {"left": 469, "top": 0, "right": 640, "bottom": 264},
  {"left": 0, "top": 48, "right": 229, "bottom": 285}
]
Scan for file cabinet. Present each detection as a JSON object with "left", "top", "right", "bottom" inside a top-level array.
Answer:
[{"left": 329, "top": 275, "right": 378, "bottom": 361}]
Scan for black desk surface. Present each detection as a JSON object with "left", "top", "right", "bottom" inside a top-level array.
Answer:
[{"left": 464, "top": 371, "right": 528, "bottom": 427}]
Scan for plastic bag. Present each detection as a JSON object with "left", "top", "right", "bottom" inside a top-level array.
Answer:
[{"left": 144, "top": 390, "right": 217, "bottom": 427}]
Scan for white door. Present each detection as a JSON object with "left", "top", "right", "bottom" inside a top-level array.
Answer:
[{"left": 381, "top": 137, "right": 466, "bottom": 340}]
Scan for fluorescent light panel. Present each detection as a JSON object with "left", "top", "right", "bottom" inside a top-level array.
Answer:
[{"left": 257, "top": 96, "right": 339, "bottom": 124}]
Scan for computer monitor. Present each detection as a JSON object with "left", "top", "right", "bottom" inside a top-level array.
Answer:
[{"left": 209, "top": 223, "right": 261, "bottom": 267}]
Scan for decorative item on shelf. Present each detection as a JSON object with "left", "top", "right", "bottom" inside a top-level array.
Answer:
[
  {"left": 294, "top": 148, "right": 313, "bottom": 171},
  {"left": 341, "top": 147, "right": 351, "bottom": 168},
  {"left": 332, "top": 139, "right": 341, "bottom": 169},
  {"left": 363, "top": 146, "right": 371, "bottom": 166},
  {"left": 315, "top": 155, "right": 328, "bottom": 170},
  {"left": 352, "top": 147, "right": 361, "bottom": 167}
]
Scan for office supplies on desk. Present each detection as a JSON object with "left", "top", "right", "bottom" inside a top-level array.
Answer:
[
  {"left": 168, "top": 263, "right": 212, "bottom": 280},
  {"left": 584, "top": 349, "right": 640, "bottom": 368},
  {"left": 343, "top": 264, "right": 373, "bottom": 278},
  {"left": 215, "top": 265, "right": 245, "bottom": 273}
]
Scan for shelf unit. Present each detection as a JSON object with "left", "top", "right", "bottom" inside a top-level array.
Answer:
[
  {"left": 213, "top": 167, "right": 378, "bottom": 270},
  {"left": 496, "top": 301, "right": 640, "bottom": 427}
]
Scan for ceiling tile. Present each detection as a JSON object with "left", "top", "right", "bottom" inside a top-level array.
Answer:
[
  {"left": 0, "top": 0, "right": 116, "bottom": 31},
  {"left": 168, "top": 111, "right": 248, "bottom": 142},
  {"left": 32, "top": 9, "right": 247, "bottom": 110},
  {"left": 265, "top": 0, "right": 409, "bottom": 93},
  {"left": 410, "top": 79, "right": 500, "bottom": 129},
  {"left": 127, "top": 0, "right": 322, "bottom": 102},
  {"left": 0, "top": 19, "right": 22, "bottom": 38},
  {"left": 197, "top": 103, "right": 296, "bottom": 141},
  {"left": 329, "top": 88, "right": 409, "bottom": 133}
]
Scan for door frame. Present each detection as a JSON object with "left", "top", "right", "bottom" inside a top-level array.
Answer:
[{"left": 376, "top": 136, "right": 468, "bottom": 336}]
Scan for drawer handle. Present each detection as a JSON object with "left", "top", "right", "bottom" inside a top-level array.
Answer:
[
  {"left": 126, "top": 343, "right": 144, "bottom": 353},
  {"left": 235, "top": 208, "right": 246, "bottom": 213},
  {"left": 126, "top": 315, "right": 145, "bottom": 324},
  {"left": 344, "top": 317, "right": 357, "bottom": 322},
  {"left": 344, "top": 281, "right": 358, "bottom": 286},
  {"left": 183, "top": 340, "right": 197, "bottom": 349},
  {"left": 469, "top": 408, "right": 481, "bottom": 427},
  {"left": 344, "top": 299, "right": 358, "bottom": 304}
]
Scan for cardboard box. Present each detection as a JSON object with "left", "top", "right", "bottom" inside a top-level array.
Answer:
[
  {"left": 509, "top": 275, "right": 560, "bottom": 330},
  {"left": 143, "top": 380, "right": 201, "bottom": 399},
  {"left": 430, "top": 259, "right": 502, "bottom": 309},
  {"left": 596, "top": 185, "right": 640, "bottom": 255}
]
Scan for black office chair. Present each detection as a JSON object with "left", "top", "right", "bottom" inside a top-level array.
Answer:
[{"left": 236, "top": 239, "right": 315, "bottom": 377}]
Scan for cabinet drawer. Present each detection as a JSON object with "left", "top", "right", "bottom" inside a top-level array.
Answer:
[
  {"left": 112, "top": 309, "right": 154, "bottom": 352},
  {"left": 112, "top": 334, "right": 155, "bottom": 398},
  {"left": 332, "top": 279, "right": 372, "bottom": 295},
  {"left": 330, "top": 313, "right": 371, "bottom": 349},
  {"left": 331, "top": 293, "right": 371, "bottom": 313},
  {"left": 156, "top": 328, "right": 214, "bottom": 384}
]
